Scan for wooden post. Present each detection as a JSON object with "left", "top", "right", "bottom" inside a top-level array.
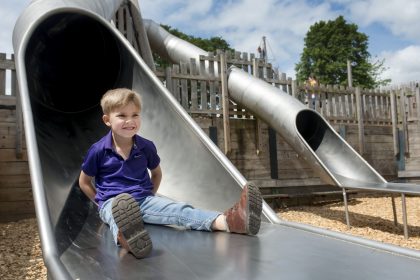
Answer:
[
  {"left": 180, "top": 62, "right": 188, "bottom": 109},
  {"left": 165, "top": 66, "right": 173, "bottom": 93},
  {"left": 291, "top": 80, "right": 298, "bottom": 99},
  {"left": 347, "top": 59, "right": 353, "bottom": 88},
  {"left": 399, "top": 89, "right": 409, "bottom": 155},
  {"left": 199, "top": 56, "right": 208, "bottom": 110},
  {"left": 208, "top": 53, "right": 216, "bottom": 112},
  {"left": 11, "top": 54, "right": 23, "bottom": 158},
  {"left": 116, "top": 5, "right": 125, "bottom": 34},
  {"left": 172, "top": 64, "right": 180, "bottom": 103},
  {"left": 190, "top": 58, "right": 198, "bottom": 111},
  {"left": 0, "top": 53, "right": 5, "bottom": 96},
  {"left": 355, "top": 87, "right": 365, "bottom": 155},
  {"left": 220, "top": 52, "right": 231, "bottom": 155},
  {"left": 416, "top": 86, "right": 420, "bottom": 125},
  {"left": 253, "top": 58, "right": 263, "bottom": 155},
  {"left": 390, "top": 90, "right": 399, "bottom": 157}
]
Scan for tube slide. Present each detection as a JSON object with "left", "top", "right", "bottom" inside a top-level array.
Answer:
[
  {"left": 144, "top": 20, "right": 420, "bottom": 195},
  {"left": 12, "top": 0, "right": 420, "bottom": 279}
]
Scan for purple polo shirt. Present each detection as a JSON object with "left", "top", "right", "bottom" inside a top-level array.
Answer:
[{"left": 81, "top": 131, "right": 160, "bottom": 209}]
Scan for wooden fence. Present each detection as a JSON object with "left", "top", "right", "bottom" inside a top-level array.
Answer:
[
  {"left": 155, "top": 51, "right": 393, "bottom": 123},
  {"left": 0, "top": 49, "right": 418, "bottom": 219},
  {"left": 396, "top": 84, "right": 420, "bottom": 178},
  {"left": 0, "top": 53, "right": 33, "bottom": 222},
  {"left": 154, "top": 51, "right": 404, "bottom": 159}
]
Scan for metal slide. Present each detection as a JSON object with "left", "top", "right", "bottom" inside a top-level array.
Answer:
[
  {"left": 144, "top": 20, "right": 420, "bottom": 196},
  {"left": 12, "top": 0, "right": 420, "bottom": 279}
]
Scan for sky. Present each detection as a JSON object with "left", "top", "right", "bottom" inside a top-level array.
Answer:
[{"left": 2, "top": 0, "right": 420, "bottom": 86}]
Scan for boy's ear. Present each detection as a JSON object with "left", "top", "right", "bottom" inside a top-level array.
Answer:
[{"left": 102, "top": 115, "right": 111, "bottom": 127}]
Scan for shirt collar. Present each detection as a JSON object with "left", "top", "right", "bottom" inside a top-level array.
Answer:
[{"left": 104, "top": 130, "right": 146, "bottom": 151}]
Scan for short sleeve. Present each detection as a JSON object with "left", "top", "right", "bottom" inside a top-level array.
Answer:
[
  {"left": 81, "top": 145, "right": 100, "bottom": 177},
  {"left": 145, "top": 141, "right": 160, "bottom": 170}
]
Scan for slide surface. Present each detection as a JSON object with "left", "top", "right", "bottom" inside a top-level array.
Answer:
[{"left": 12, "top": 1, "right": 420, "bottom": 279}]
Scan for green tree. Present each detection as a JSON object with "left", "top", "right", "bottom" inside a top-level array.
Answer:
[
  {"left": 295, "top": 16, "right": 390, "bottom": 89},
  {"left": 154, "top": 24, "right": 234, "bottom": 69}
]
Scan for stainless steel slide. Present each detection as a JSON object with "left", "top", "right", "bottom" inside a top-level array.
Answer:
[
  {"left": 13, "top": 0, "right": 420, "bottom": 279},
  {"left": 144, "top": 19, "right": 420, "bottom": 195}
]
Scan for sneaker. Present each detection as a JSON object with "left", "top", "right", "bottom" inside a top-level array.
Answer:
[
  {"left": 112, "top": 193, "right": 152, "bottom": 258},
  {"left": 224, "top": 182, "right": 262, "bottom": 235}
]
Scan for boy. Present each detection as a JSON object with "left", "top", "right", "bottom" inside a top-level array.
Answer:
[{"left": 79, "top": 88, "right": 262, "bottom": 258}]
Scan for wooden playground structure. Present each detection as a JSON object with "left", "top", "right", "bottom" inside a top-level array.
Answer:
[{"left": 1, "top": 3, "right": 420, "bottom": 227}]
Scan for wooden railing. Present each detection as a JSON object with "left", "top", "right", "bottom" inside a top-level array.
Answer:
[
  {"left": 155, "top": 51, "right": 396, "bottom": 127},
  {"left": 154, "top": 51, "right": 293, "bottom": 119},
  {"left": 152, "top": 51, "right": 419, "bottom": 157},
  {"left": 299, "top": 84, "right": 393, "bottom": 126}
]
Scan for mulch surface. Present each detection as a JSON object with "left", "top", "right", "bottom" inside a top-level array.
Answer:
[
  {"left": 277, "top": 193, "right": 420, "bottom": 250},
  {"left": 0, "top": 218, "right": 46, "bottom": 280},
  {"left": 0, "top": 194, "right": 419, "bottom": 279}
]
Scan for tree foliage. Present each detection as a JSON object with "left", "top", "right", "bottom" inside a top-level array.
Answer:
[
  {"left": 153, "top": 24, "right": 234, "bottom": 69},
  {"left": 295, "top": 16, "right": 390, "bottom": 89}
]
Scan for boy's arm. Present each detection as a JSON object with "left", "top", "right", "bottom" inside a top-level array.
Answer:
[
  {"left": 79, "top": 170, "right": 98, "bottom": 206},
  {"left": 150, "top": 165, "right": 162, "bottom": 194}
]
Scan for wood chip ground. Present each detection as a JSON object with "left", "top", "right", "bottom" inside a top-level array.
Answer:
[{"left": 1, "top": 194, "right": 419, "bottom": 279}]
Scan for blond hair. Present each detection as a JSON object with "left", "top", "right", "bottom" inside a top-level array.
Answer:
[{"left": 100, "top": 88, "right": 142, "bottom": 114}]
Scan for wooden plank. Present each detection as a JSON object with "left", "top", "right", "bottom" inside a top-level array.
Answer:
[
  {"left": 172, "top": 64, "right": 181, "bottom": 103},
  {"left": 399, "top": 90, "right": 409, "bottom": 155},
  {"left": 125, "top": 6, "right": 134, "bottom": 45},
  {"left": 199, "top": 58, "right": 207, "bottom": 110},
  {"left": 190, "top": 58, "right": 198, "bottom": 110},
  {"left": 0, "top": 187, "right": 33, "bottom": 202},
  {"left": 180, "top": 62, "right": 189, "bottom": 109},
  {"left": 208, "top": 53, "right": 217, "bottom": 111},
  {"left": 116, "top": 5, "right": 126, "bottom": 34},
  {"left": 0, "top": 134, "right": 26, "bottom": 149},
  {"left": 277, "top": 169, "right": 317, "bottom": 179},
  {"left": 0, "top": 174, "right": 31, "bottom": 188},
  {"left": 0, "top": 162, "right": 30, "bottom": 175},
  {"left": 416, "top": 87, "right": 420, "bottom": 122},
  {"left": 398, "top": 170, "right": 420, "bottom": 178},
  {"left": 0, "top": 122, "right": 19, "bottom": 135},
  {"left": 0, "top": 53, "right": 5, "bottom": 96},
  {"left": 355, "top": 87, "right": 365, "bottom": 154},
  {"left": 0, "top": 105, "right": 15, "bottom": 115},
  {"left": 252, "top": 58, "right": 264, "bottom": 155},
  {"left": 0, "top": 52, "right": 15, "bottom": 71},
  {"left": 252, "top": 178, "right": 324, "bottom": 188},
  {"left": 0, "top": 201, "right": 35, "bottom": 215},
  {"left": 13, "top": 69, "right": 23, "bottom": 158},
  {"left": 0, "top": 149, "right": 28, "bottom": 161},
  {"left": 0, "top": 95, "right": 16, "bottom": 106},
  {"left": 404, "top": 157, "right": 420, "bottom": 167},
  {"left": 0, "top": 212, "right": 35, "bottom": 222},
  {"left": 364, "top": 135, "right": 394, "bottom": 143},
  {"left": 164, "top": 66, "right": 173, "bottom": 93},
  {"left": 220, "top": 53, "right": 231, "bottom": 154}
]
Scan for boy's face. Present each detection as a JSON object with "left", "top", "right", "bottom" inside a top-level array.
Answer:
[{"left": 102, "top": 102, "right": 141, "bottom": 139}]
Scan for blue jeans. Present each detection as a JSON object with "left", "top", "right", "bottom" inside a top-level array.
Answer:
[{"left": 99, "top": 195, "right": 221, "bottom": 244}]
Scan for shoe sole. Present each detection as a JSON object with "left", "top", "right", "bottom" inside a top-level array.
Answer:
[
  {"left": 246, "top": 183, "right": 263, "bottom": 235},
  {"left": 112, "top": 193, "right": 152, "bottom": 258}
]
